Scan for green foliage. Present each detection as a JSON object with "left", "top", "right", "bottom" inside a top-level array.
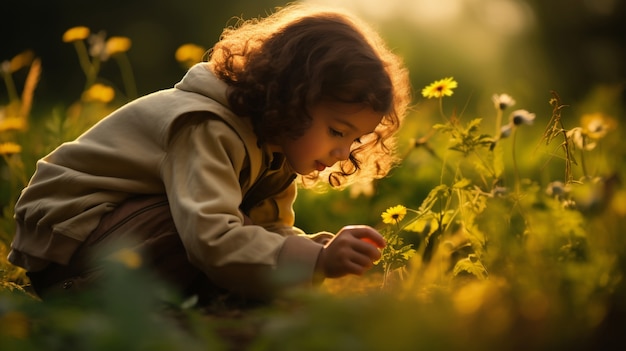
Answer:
[
  {"left": 433, "top": 117, "right": 493, "bottom": 155},
  {"left": 1, "top": 25, "right": 626, "bottom": 351}
]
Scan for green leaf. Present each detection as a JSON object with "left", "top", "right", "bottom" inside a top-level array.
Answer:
[
  {"left": 452, "top": 178, "right": 472, "bottom": 189},
  {"left": 453, "top": 255, "right": 488, "bottom": 279}
]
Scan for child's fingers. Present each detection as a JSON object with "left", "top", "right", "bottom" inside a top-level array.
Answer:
[
  {"left": 340, "top": 225, "right": 386, "bottom": 248},
  {"left": 361, "top": 237, "right": 384, "bottom": 249}
]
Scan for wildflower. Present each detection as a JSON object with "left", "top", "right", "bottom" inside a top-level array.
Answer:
[
  {"left": 492, "top": 93, "right": 516, "bottom": 110},
  {"left": 546, "top": 180, "right": 570, "bottom": 198},
  {"left": 567, "top": 113, "right": 616, "bottom": 151},
  {"left": 109, "top": 248, "right": 142, "bottom": 269},
  {"left": 82, "top": 83, "right": 115, "bottom": 103},
  {"left": 567, "top": 127, "right": 594, "bottom": 150},
  {"left": 0, "top": 142, "right": 22, "bottom": 155},
  {"left": 0, "top": 116, "right": 27, "bottom": 132},
  {"left": 62, "top": 26, "right": 90, "bottom": 42},
  {"left": 510, "top": 109, "right": 535, "bottom": 126},
  {"left": 421, "top": 77, "right": 458, "bottom": 99},
  {"left": 105, "top": 36, "right": 132, "bottom": 56},
  {"left": 175, "top": 43, "right": 206, "bottom": 66},
  {"left": 581, "top": 112, "right": 615, "bottom": 140},
  {"left": 381, "top": 205, "right": 407, "bottom": 224},
  {"left": 9, "top": 50, "right": 34, "bottom": 72}
]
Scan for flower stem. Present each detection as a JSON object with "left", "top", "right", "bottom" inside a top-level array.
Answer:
[
  {"left": 512, "top": 127, "right": 520, "bottom": 193},
  {"left": 2, "top": 70, "right": 19, "bottom": 102},
  {"left": 73, "top": 40, "right": 92, "bottom": 78},
  {"left": 115, "top": 53, "right": 137, "bottom": 99},
  {"left": 438, "top": 97, "right": 449, "bottom": 123},
  {"left": 494, "top": 109, "right": 503, "bottom": 144}
]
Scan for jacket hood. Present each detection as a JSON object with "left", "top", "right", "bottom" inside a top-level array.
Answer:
[
  {"left": 174, "top": 63, "right": 230, "bottom": 108},
  {"left": 173, "top": 63, "right": 273, "bottom": 188}
]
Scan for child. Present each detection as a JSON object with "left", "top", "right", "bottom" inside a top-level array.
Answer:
[{"left": 8, "top": 3, "right": 411, "bottom": 302}]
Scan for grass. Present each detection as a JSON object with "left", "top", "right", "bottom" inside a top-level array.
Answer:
[{"left": 1, "top": 28, "right": 626, "bottom": 350}]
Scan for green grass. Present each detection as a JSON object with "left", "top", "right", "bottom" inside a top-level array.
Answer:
[{"left": 2, "top": 31, "right": 626, "bottom": 350}]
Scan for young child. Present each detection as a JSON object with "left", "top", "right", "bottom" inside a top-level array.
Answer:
[{"left": 8, "top": 3, "right": 411, "bottom": 302}]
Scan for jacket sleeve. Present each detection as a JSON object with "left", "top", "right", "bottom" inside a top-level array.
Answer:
[{"left": 161, "top": 115, "right": 323, "bottom": 299}]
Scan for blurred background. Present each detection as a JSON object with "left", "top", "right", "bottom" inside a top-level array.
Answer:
[
  {"left": 1, "top": 0, "right": 624, "bottom": 232},
  {"left": 2, "top": 0, "right": 624, "bottom": 109}
]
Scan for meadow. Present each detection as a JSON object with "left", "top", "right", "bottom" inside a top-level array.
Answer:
[{"left": 1, "top": 18, "right": 625, "bottom": 351}]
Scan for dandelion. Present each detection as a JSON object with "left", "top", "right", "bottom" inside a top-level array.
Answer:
[
  {"left": 492, "top": 93, "right": 516, "bottom": 110},
  {"left": 0, "top": 142, "right": 22, "bottom": 155},
  {"left": 103, "top": 36, "right": 137, "bottom": 98},
  {"left": 381, "top": 205, "right": 407, "bottom": 224},
  {"left": 421, "top": 77, "right": 458, "bottom": 99},
  {"left": 175, "top": 43, "right": 207, "bottom": 67},
  {"left": 106, "top": 36, "right": 132, "bottom": 56},
  {"left": 510, "top": 109, "right": 535, "bottom": 126},
  {"left": 82, "top": 83, "right": 115, "bottom": 103},
  {"left": 62, "top": 26, "right": 90, "bottom": 42}
]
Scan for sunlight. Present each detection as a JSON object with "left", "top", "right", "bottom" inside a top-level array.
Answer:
[
  {"left": 306, "top": 0, "right": 537, "bottom": 86},
  {"left": 305, "top": 0, "right": 534, "bottom": 35}
]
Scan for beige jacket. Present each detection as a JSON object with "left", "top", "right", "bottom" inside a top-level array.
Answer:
[{"left": 9, "top": 63, "right": 328, "bottom": 297}]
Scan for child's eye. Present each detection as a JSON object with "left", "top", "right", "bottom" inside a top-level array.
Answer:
[{"left": 329, "top": 128, "right": 344, "bottom": 137}]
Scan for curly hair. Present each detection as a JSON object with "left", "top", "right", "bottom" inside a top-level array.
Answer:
[{"left": 208, "top": 3, "right": 411, "bottom": 188}]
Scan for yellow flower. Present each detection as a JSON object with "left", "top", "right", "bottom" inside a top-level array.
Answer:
[
  {"left": 9, "top": 50, "right": 34, "bottom": 72},
  {"left": 82, "top": 83, "right": 115, "bottom": 103},
  {"left": 421, "top": 77, "right": 458, "bottom": 99},
  {"left": 381, "top": 205, "right": 407, "bottom": 224},
  {"left": 62, "top": 26, "right": 90, "bottom": 42},
  {"left": 0, "top": 117, "right": 27, "bottom": 132},
  {"left": 581, "top": 112, "right": 616, "bottom": 140},
  {"left": 109, "top": 248, "right": 142, "bottom": 269},
  {"left": 0, "top": 142, "right": 22, "bottom": 155},
  {"left": 106, "top": 36, "right": 132, "bottom": 56},
  {"left": 175, "top": 43, "right": 206, "bottom": 66}
]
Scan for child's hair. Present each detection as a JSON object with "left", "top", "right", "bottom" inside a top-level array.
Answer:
[{"left": 209, "top": 3, "right": 411, "bottom": 188}]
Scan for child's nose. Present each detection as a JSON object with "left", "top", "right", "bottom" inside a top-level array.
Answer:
[{"left": 332, "top": 144, "right": 351, "bottom": 161}]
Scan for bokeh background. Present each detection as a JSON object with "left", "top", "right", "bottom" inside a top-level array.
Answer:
[
  {"left": 2, "top": 0, "right": 623, "bottom": 109},
  {"left": 1, "top": 0, "right": 625, "bottom": 232},
  {"left": 1, "top": 3, "right": 626, "bottom": 349}
]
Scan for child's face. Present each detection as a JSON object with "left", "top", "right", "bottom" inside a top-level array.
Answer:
[{"left": 277, "top": 101, "right": 382, "bottom": 175}]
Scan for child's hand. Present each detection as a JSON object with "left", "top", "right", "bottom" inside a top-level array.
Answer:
[{"left": 315, "top": 225, "right": 386, "bottom": 278}]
